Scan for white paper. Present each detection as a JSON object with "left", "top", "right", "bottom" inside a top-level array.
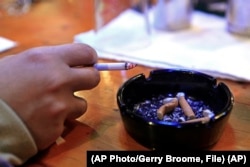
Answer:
[
  {"left": 0, "top": 36, "right": 17, "bottom": 52},
  {"left": 74, "top": 9, "right": 250, "bottom": 82}
]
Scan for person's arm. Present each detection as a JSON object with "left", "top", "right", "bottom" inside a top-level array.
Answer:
[
  {"left": 0, "top": 99, "right": 37, "bottom": 166},
  {"left": 0, "top": 43, "right": 100, "bottom": 166}
]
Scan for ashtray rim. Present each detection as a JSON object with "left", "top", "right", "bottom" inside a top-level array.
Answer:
[{"left": 117, "top": 69, "right": 234, "bottom": 128}]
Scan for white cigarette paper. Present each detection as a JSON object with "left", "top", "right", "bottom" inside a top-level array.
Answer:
[{"left": 94, "top": 62, "right": 137, "bottom": 71}]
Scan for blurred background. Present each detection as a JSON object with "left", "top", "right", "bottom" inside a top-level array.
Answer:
[{"left": 1, "top": 0, "right": 250, "bottom": 81}]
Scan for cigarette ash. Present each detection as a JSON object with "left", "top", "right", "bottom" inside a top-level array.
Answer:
[{"left": 133, "top": 93, "right": 213, "bottom": 123}]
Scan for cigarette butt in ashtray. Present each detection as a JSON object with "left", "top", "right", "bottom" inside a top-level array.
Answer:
[
  {"left": 180, "top": 109, "right": 215, "bottom": 124},
  {"left": 157, "top": 97, "right": 178, "bottom": 120},
  {"left": 176, "top": 92, "right": 195, "bottom": 120}
]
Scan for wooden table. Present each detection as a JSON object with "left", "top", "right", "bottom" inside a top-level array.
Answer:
[{"left": 1, "top": 1, "right": 250, "bottom": 166}]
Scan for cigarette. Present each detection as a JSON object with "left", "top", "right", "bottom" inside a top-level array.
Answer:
[
  {"left": 180, "top": 116, "right": 210, "bottom": 124},
  {"left": 180, "top": 109, "right": 215, "bottom": 124},
  {"left": 94, "top": 62, "right": 137, "bottom": 71},
  {"left": 176, "top": 92, "right": 196, "bottom": 120},
  {"left": 157, "top": 97, "right": 178, "bottom": 120}
]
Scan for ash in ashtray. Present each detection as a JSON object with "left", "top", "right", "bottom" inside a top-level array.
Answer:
[{"left": 133, "top": 92, "right": 215, "bottom": 124}]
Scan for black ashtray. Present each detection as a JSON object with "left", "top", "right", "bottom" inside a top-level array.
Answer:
[{"left": 117, "top": 69, "right": 234, "bottom": 150}]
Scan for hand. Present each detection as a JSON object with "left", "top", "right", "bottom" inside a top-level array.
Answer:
[{"left": 0, "top": 43, "right": 100, "bottom": 150}]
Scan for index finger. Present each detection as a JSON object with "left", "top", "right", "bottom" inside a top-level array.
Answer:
[{"left": 54, "top": 43, "right": 98, "bottom": 67}]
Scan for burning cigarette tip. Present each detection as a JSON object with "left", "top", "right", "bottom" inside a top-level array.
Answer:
[{"left": 125, "top": 62, "right": 137, "bottom": 70}]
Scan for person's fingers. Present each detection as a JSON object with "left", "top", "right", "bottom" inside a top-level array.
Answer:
[
  {"left": 66, "top": 95, "right": 88, "bottom": 120},
  {"left": 58, "top": 43, "right": 98, "bottom": 67},
  {"left": 68, "top": 67, "right": 100, "bottom": 91},
  {"left": 21, "top": 43, "right": 98, "bottom": 67}
]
